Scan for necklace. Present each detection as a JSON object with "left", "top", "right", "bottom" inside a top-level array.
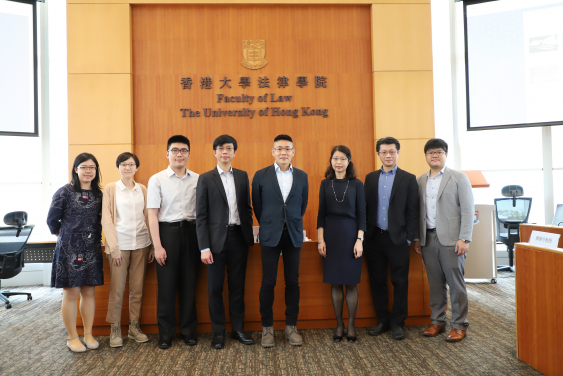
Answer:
[{"left": 332, "top": 179, "right": 350, "bottom": 203}]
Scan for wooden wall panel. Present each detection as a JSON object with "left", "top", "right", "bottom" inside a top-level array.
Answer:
[
  {"left": 387, "top": 139, "right": 431, "bottom": 177},
  {"left": 373, "top": 71, "right": 435, "bottom": 140},
  {"left": 371, "top": 4, "right": 433, "bottom": 72},
  {"left": 67, "top": 4, "right": 131, "bottom": 74},
  {"left": 68, "top": 74, "right": 133, "bottom": 145},
  {"left": 132, "top": 4, "right": 375, "bottom": 240},
  {"left": 68, "top": 0, "right": 430, "bottom": 4},
  {"left": 69, "top": 144, "right": 132, "bottom": 186}
]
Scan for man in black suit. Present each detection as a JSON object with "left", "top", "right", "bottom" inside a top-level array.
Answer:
[
  {"left": 364, "top": 137, "right": 419, "bottom": 340},
  {"left": 252, "top": 134, "right": 309, "bottom": 348},
  {"left": 196, "top": 134, "right": 255, "bottom": 349}
]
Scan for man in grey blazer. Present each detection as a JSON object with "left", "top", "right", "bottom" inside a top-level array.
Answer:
[{"left": 413, "top": 138, "right": 474, "bottom": 342}]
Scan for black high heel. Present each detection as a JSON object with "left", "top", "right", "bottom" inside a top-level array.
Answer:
[
  {"left": 346, "top": 328, "right": 357, "bottom": 343},
  {"left": 333, "top": 328, "right": 343, "bottom": 342}
]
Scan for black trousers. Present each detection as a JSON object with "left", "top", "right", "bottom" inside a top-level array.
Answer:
[
  {"left": 364, "top": 230, "right": 410, "bottom": 327},
  {"left": 156, "top": 222, "right": 199, "bottom": 338},
  {"left": 259, "top": 228, "right": 301, "bottom": 327},
  {"left": 207, "top": 225, "right": 249, "bottom": 333}
]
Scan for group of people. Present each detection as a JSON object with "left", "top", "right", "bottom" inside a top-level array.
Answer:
[{"left": 46, "top": 134, "right": 474, "bottom": 354}]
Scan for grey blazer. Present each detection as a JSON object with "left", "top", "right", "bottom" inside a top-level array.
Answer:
[{"left": 415, "top": 166, "right": 474, "bottom": 247}]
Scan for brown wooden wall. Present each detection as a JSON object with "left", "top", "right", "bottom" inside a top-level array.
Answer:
[
  {"left": 68, "top": 0, "right": 434, "bottom": 333},
  {"left": 131, "top": 4, "right": 374, "bottom": 240}
]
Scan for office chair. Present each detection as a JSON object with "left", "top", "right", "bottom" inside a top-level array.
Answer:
[
  {"left": 0, "top": 211, "right": 35, "bottom": 309},
  {"left": 494, "top": 186, "right": 532, "bottom": 272}
]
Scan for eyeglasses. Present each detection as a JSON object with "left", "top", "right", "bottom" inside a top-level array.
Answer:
[
  {"left": 216, "top": 146, "right": 234, "bottom": 152},
  {"left": 426, "top": 151, "right": 446, "bottom": 156},
  {"left": 378, "top": 150, "right": 397, "bottom": 156},
  {"left": 120, "top": 163, "right": 136, "bottom": 168},
  {"left": 77, "top": 166, "right": 96, "bottom": 171},
  {"left": 274, "top": 147, "right": 293, "bottom": 153},
  {"left": 332, "top": 157, "right": 348, "bottom": 162},
  {"left": 168, "top": 148, "right": 190, "bottom": 155}
]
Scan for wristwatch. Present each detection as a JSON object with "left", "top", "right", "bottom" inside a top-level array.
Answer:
[
  {"left": 357, "top": 237, "right": 363, "bottom": 242},
  {"left": 461, "top": 239, "right": 470, "bottom": 244}
]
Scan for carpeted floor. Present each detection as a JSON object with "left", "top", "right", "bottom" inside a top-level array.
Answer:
[{"left": 0, "top": 272, "right": 542, "bottom": 376}]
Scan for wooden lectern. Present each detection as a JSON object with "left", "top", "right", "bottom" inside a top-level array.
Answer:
[{"left": 515, "top": 224, "right": 563, "bottom": 376}]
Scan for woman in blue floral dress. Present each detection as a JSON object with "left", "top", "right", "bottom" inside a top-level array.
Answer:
[{"left": 47, "top": 153, "right": 104, "bottom": 353}]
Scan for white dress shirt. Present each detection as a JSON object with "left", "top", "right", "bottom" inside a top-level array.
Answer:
[
  {"left": 218, "top": 165, "right": 240, "bottom": 225},
  {"left": 274, "top": 162, "right": 293, "bottom": 202},
  {"left": 147, "top": 166, "right": 199, "bottom": 222},
  {"left": 425, "top": 167, "right": 446, "bottom": 229},
  {"left": 115, "top": 180, "right": 151, "bottom": 250}
]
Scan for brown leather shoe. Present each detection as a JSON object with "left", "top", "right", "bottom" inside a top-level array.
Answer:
[
  {"left": 445, "top": 329, "right": 466, "bottom": 342},
  {"left": 422, "top": 325, "right": 445, "bottom": 337}
]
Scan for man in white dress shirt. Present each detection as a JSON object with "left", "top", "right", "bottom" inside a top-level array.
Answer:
[
  {"left": 252, "top": 134, "right": 309, "bottom": 348},
  {"left": 147, "top": 135, "right": 200, "bottom": 350},
  {"left": 413, "top": 138, "right": 474, "bottom": 342},
  {"left": 196, "top": 135, "right": 255, "bottom": 350}
]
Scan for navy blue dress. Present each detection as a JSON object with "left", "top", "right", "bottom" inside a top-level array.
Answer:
[
  {"left": 317, "top": 178, "right": 367, "bottom": 285},
  {"left": 46, "top": 184, "right": 104, "bottom": 288}
]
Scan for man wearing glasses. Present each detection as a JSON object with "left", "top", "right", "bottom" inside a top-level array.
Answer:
[
  {"left": 364, "top": 137, "right": 419, "bottom": 340},
  {"left": 196, "top": 135, "right": 255, "bottom": 349},
  {"left": 413, "top": 138, "right": 474, "bottom": 342},
  {"left": 252, "top": 134, "right": 309, "bottom": 348},
  {"left": 147, "top": 135, "right": 200, "bottom": 349}
]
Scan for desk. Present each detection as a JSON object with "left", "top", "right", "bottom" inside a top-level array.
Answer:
[
  {"left": 71, "top": 242, "right": 430, "bottom": 335},
  {"left": 515, "top": 224, "right": 563, "bottom": 376}
]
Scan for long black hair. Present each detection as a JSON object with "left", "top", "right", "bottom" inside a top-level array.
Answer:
[
  {"left": 70, "top": 153, "right": 103, "bottom": 196},
  {"left": 324, "top": 145, "right": 358, "bottom": 179}
]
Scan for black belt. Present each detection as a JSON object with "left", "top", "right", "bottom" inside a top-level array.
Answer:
[
  {"left": 427, "top": 228, "right": 436, "bottom": 233},
  {"left": 228, "top": 224, "right": 241, "bottom": 228},
  {"left": 375, "top": 227, "right": 389, "bottom": 234},
  {"left": 160, "top": 220, "right": 196, "bottom": 227}
]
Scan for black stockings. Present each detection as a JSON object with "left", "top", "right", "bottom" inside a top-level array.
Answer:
[{"left": 331, "top": 284, "right": 358, "bottom": 337}]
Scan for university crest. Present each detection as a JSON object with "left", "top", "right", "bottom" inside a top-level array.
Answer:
[{"left": 241, "top": 40, "right": 268, "bottom": 70}]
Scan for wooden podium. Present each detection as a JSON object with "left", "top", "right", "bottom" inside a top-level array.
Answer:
[
  {"left": 515, "top": 225, "right": 563, "bottom": 376},
  {"left": 77, "top": 243, "right": 431, "bottom": 335}
]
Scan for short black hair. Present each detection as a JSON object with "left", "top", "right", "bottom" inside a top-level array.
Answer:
[
  {"left": 376, "top": 137, "right": 400, "bottom": 152},
  {"left": 325, "top": 145, "right": 358, "bottom": 180},
  {"left": 116, "top": 152, "right": 140, "bottom": 168},
  {"left": 273, "top": 134, "right": 293, "bottom": 144},
  {"left": 213, "top": 134, "right": 238, "bottom": 151},
  {"left": 167, "top": 135, "right": 190, "bottom": 151},
  {"left": 70, "top": 153, "right": 103, "bottom": 196},
  {"left": 424, "top": 138, "right": 448, "bottom": 154}
]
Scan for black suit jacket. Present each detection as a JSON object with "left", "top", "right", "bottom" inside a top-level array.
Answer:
[
  {"left": 252, "top": 165, "right": 309, "bottom": 248},
  {"left": 364, "top": 167, "right": 419, "bottom": 245},
  {"left": 196, "top": 167, "right": 254, "bottom": 253}
]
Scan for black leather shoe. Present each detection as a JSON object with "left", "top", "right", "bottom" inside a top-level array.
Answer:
[
  {"left": 158, "top": 337, "right": 172, "bottom": 350},
  {"left": 346, "top": 334, "right": 357, "bottom": 343},
  {"left": 368, "top": 322, "right": 390, "bottom": 336},
  {"left": 391, "top": 325, "right": 405, "bottom": 340},
  {"left": 211, "top": 332, "right": 225, "bottom": 349},
  {"left": 231, "top": 331, "right": 255, "bottom": 345},
  {"left": 183, "top": 334, "right": 197, "bottom": 346}
]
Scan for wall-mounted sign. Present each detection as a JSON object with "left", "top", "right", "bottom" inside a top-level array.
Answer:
[{"left": 179, "top": 74, "right": 329, "bottom": 119}]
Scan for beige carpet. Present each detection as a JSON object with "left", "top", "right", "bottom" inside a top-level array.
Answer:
[{"left": 0, "top": 272, "right": 542, "bottom": 376}]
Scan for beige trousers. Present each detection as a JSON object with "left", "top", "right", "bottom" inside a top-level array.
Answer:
[{"left": 106, "top": 246, "right": 151, "bottom": 323}]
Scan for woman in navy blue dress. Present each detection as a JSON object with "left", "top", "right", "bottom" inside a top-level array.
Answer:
[
  {"left": 317, "top": 145, "right": 366, "bottom": 343},
  {"left": 47, "top": 153, "right": 103, "bottom": 353}
]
